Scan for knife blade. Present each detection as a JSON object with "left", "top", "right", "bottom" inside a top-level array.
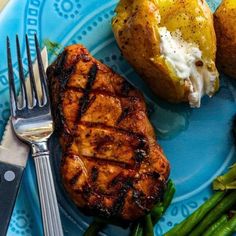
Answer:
[
  {"left": 0, "top": 0, "right": 9, "bottom": 12},
  {"left": 0, "top": 47, "right": 48, "bottom": 236}
]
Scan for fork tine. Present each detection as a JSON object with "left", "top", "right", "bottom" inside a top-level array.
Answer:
[
  {"left": 26, "top": 35, "right": 39, "bottom": 106},
  {"left": 16, "top": 35, "right": 28, "bottom": 108},
  {"left": 7, "top": 37, "right": 18, "bottom": 116},
  {"left": 34, "top": 34, "right": 49, "bottom": 106}
]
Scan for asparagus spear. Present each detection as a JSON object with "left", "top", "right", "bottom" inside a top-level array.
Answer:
[
  {"left": 151, "top": 180, "right": 175, "bottom": 225},
  {"left": 130, "top": 222, "right": 142, "bottom": 236},
  {"left": 144, "top": 214, "right": 154, "bottom": 236},
  {"left": 190, "top": 191, "right": 236, "bottom": 236},
  {"left": 203, "top": 214, "right": 228, "bottom": 236},
  {"left": 151, "top": 205, "right": 164, "bottom": 225},
  {"left": 137, "top": 222, "right": 144, "bottom": 236},
  {"left": 213, "top": 213, "right": 236, "bottom": 236},
  {"left": 164, "top": 191, "right": 226, "bottom": 236},
  {"left": 163, "top": 180, "right": 176, "bottom": 211},
  {"left": 83, "top": 220, "right": 105, "bottom": 236}
]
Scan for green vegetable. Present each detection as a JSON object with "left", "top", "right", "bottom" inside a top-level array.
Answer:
[
  {"left": 151, "top": 205, "right": 164, "bottom": 225},
  {"left": 164, "top": 191, "right": 226, "bottom": 236},
  {"left": 43, "top": 39, "right": 62, "bottom": 55},
  {"left": 190, "top": 191, "right": 236, "bottom": 236},
  {"left": 163, "top": 180, "right": 176, "bottom": 211},
  {"left": 137, "top": 223, "right": 143, "bottom": 236},
  {"left": 83, "top": 220, "right": 105, "bottom": 236},
  {"left": 213, "top": 213, "right": 236, "bottom": 236},
  {"left": 151, "top": 180, "right": 175, "bottom": 225},
  {"left": 213, "top": 164, "right": 236, "bottom": 190},
  {"left": 144, "top": 214, "right": 154, "bottom": 236},
  {"left": 130, "top": 222, "right": 141, "bottom": 236},
  {"left": 203, "top": 214, "right": 228, "bottom": 236}
]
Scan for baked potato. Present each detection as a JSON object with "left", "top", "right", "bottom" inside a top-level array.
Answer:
[
  {"left": 112, "top": 0, "right": 219, "bottom": 107},
  {"left": 214, "top": 0, "right": 236, "bottom": 78}
]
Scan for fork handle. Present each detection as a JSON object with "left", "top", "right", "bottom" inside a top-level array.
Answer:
[{"left": 32, "top": 142, "right": 64, "bottom": 236}]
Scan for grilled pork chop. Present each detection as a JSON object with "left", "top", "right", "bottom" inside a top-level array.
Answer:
[{"left": 47, "top": 45, "right": 170, "bottom": 221}]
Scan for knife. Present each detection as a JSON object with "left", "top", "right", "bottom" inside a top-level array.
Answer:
[{"left": 0, "top": 47, "right": 48, "bottom": 236}]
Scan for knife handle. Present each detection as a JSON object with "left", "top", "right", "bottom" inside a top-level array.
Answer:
[{"left": 0, "top": 161, "right": 24, "bottom": 236}]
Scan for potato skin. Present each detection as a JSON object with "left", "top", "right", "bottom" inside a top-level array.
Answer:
[
  {"left": 214, "top": 0, "right": 236, "bottom": 79},
  {"left": 112, "top": 0, "right": 219, "bottom": 103}
]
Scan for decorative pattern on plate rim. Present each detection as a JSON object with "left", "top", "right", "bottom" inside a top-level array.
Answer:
[
  {"left": 9, "top": 210, "right": 33, "bottom": 236},
  {"left": 54, "top": 0, "right": 81, "bottom": 19}
]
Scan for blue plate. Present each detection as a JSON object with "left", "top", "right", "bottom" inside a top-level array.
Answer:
[{"left": 0, "top": 0, "right": 235, "bottom": 235}]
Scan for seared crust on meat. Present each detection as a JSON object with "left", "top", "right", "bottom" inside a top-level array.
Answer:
[{"left": 47, "top": 44, "right": 170, "bottom": 221}]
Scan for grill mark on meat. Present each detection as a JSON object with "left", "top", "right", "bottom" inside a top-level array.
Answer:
[
  {"left": 80, "top": 95, "right": 97, "bottom": 118},
  {"left": 111, "top": 177, "right": 133, "bottom": 215},
  {"left": 91, "top": 166, "right": 99, "bottom": 182},
  {"left": 132, "top": 189, "right": 150, "bottom": 212},
  {"left": 133, "top": 135, "right": 148, "bottom": 164},
  {"left": 147, "top": 171, "right": 160, "bottom": 179},
  {"left": 66, "top": 86, "right": 142, "bottom": 100},
  {"left": 70, "top": 120, "right": 150, "bottom": 167},
  {"left": 93, "top": 134, "right": 114, "bottom": 153},
  {"left": 69, "top": 170, "right": 82, "bottom": 186},
  {"left": 109, "top": 173, "right": 129, "bottom": 187},
  {"left": 81, "top": 184, "right": 92, "bottom": 198},
  {"left": 116, "top": 107, "right": 131, "bottom": 125},
  {"left": 78, "top": 121, "right": 148, "bottom": 140},
  {"left": 77, "top": 64, "right": 98, "bottom": 121},
  {"left": 134, "top": 149, "right": 147, "bottom": 164},
  {"left": 72, "top": 154, "right": 134, "bottom": 169}
]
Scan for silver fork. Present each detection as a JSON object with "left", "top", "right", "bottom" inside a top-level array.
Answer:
[{"left": 7, "top": 35, "right": 64, "bottom": 236}]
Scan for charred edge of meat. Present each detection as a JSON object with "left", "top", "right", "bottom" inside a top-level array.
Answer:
[
  {"left": 53, "top": 50, "right": 91, "bottom": 78},
  {"left": 48, "top": 50, "right": 94, "bottom": 135},
  {"left": 54, "top": 50, "right": 67, "bottom": 75},
  {"left": 80, "top": 53, "right": 91, "bottom": 63},
  {"left": 121, "top": 80, "right": 134, "bottom": 96},
  {"left": 47, "top": 51, "right": 70, "bottom": 133},
  {"left": 77, "top": 64, "right": 98, "bottom": 121},
  {"left": 133, "top": 178, "right": 166, "bottom": 210},
  {"left": 78, "top": 205, "right": 131, "bottom": 227},
  {"left": 52, "top": 50, "right": 75, "bottom": 88},
  {"left": 131, "top": 185, "right": 163, "bottom": 214},
  {"left": 86, "top": 202, "right": 112, "bottom": 219}
]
